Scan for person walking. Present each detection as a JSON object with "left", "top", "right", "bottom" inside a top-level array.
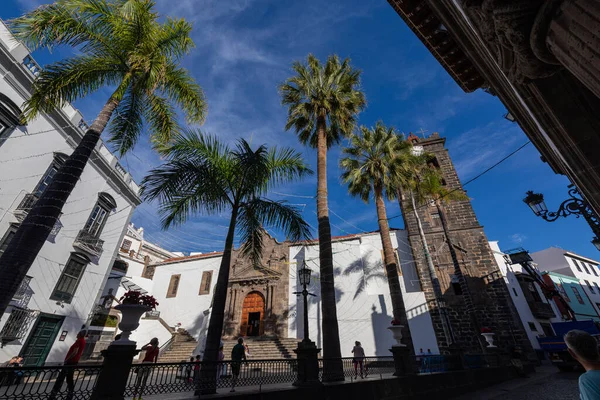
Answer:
[
  {"left": 230, "top": 338, "right": 246, "bottom": 393},
  {"left": 132, "top": 338, "right": 159, "bottom": 400},
  {"left": 565, "top": 330, "right": 600, "bottom": 400},
  {"left": 49, "top": 330, "right": 86, "bottom": 400},
  {"left": 186, "top": 356, "right": 194, "bottom": 384},
  {"left": 351, "top": 341, "right": 365, "bottom": 378}
]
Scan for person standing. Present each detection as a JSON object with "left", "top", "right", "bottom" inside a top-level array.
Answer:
[
  {"left": 351, "top": 341, "right": 365, "bottom": 378},
  {"left": 132, "top": 337, "right": 159, "bottom": 400},
  {"left": 564, "top": 330, "right": 600, "bottom": 400},
  {"left": 49, "top": 330, "right": 86, "bottom": 400},
  {"left": 217, "top": 344, "right": 226, "bottom": 384},
  {"left": 186, "top": 356, "right": 194, "bottom": 384},
  {"left": 230, "top": 338, "right": 246, "bottom": 393}
]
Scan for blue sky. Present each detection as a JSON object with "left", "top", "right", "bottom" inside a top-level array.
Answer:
[{"left": 3, "top": 0, "right": 598, "bottom": 261}]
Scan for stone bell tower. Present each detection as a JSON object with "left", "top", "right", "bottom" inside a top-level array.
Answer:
[{"left": 401, "top": 132, "right": 533, "bottom": 358}]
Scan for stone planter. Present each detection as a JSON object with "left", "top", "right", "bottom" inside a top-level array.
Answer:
[
  {"left": 388, "top": 325, "right": 406, "bottom": 347},
  {"left": 481, "top": 332, "right": 496, "bottom": 348},
  {"left": 113, "top": 304, "right": 151, "bottom": 345}
]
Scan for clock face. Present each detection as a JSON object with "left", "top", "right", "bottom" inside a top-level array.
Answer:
[{"left": 412, "top": 146, "right": 424, "bottom": 156}]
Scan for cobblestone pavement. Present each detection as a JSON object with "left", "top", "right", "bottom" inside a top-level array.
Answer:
[
  {"left": 490, "top": 370, "right": 580, "bottom": 400},
  {"left": 453, "top": 365, "right": 581, "bottom": 400}
]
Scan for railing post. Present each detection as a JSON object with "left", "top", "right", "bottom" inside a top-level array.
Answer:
[
  {"left": 389, "top": 346, "right": 414, "bottom": 376},
  {"left": 90, "top": 343, "right": 139, "bottom": 400},
  {"left": 293, "top": 340, "right": 322, "bottom": 387}
]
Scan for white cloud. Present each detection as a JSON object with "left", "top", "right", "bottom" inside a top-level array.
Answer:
[{"left": 509, "top": 233, "right": 527, "bottom": 245}]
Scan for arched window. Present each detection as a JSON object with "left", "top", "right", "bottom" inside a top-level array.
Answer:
[
  {"left": 83, "top": 192, "right": 117, "bottom": 238},
  {"left": 0, "top": 92, "right": 23, "bottom": 146},
  {"left": 33, "top": 153, "right": 69, "bottom": 197}
]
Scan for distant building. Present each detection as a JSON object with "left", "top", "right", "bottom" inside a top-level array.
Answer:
[
  {"left": 489, "top": 242, "right": 559, "bottom": 355},
  {"left": 86, "top": 224, "right": 176, "bottom": 359},
  {"left": 531, "top": 248, "right": 600, "bottom": 318},
  {"left": 0, "top": 21, "right": 140, "bottom": 365},
  {"left": 542, "top": 272, "right": 600, "bottom": 323}
]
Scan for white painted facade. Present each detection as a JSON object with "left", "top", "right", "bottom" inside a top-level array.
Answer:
[
  {"left": 0, "top": 21, "right": 140, "bottom": 365},
  {"left": 489, "top": 242, "right": 559, "bottom": 351},
  {"left": 531, "top": 248, "right": 600, "bottom": 314}
]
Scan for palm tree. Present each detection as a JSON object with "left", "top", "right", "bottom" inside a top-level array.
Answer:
[
  {"left": 0, "top": 0, "right": 206, "bottom": 315},
  {"left": 279, "top": 54, "right": 365, "bottom": 379},
  {"left": 140, "top": 130, "right": 312, "bottom": 394},
  {"left": 340, "top": 122, "right": 414, "bottom": 350},
  {"left": 402, "top": 153, "right": 455, "bottom": 347}
]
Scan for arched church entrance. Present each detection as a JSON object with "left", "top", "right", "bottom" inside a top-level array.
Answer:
[{"left": 240, "top": 291, "right": 265, "bottom": 337}]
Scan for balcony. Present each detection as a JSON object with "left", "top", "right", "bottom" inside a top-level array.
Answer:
[
  {"left": 0, "top": 307, "right": 38, "bottom": 345},
  {"left": 13, "top": 193, "right": 39, "bottom": 222},
  {"left": 529, "top": 301, "right": 556, "bottom": 319},
  {"left": 73, "top": 229, "right": 104, "bottom": 257}
]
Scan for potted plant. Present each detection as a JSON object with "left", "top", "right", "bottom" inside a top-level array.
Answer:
[
  {"left": 113, "top": 290, "right": 159, "bottom": 345},
  {"left": 387, "top": 319, "right": 406, "bottom": 347},
  {"left": 480, "top": 327, "right": 496, "bottom": 348}
]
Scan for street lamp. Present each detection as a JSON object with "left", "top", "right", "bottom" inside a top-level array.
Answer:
[
  {"left": 295, "top": 262, "right": 315, "bottom": 343},
  {"left": 523, "top": 185, "right": 600, "bottom": 251}
]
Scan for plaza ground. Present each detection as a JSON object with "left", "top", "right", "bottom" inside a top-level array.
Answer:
[{"left": 453, "top": 363, "right": 580, "bottom": 400}]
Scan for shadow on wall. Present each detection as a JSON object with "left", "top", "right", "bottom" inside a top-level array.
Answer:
[
  {"left": 371, "top": 295, "right": 393, "bottom": 357},
  {"left": 440, "top": 269, "right": 529, "bottom": 355},
  {"left": 292, "top": 248, "right": 345, "bottom": 349},
  {"left": 343, "top": 252, "right": 386, "bottom": 300}
]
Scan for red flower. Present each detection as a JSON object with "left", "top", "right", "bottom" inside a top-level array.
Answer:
[
  {"left": 120, "top": 290, "right": 159, "bottom": 309},
  {"left": 391, "top": 319, "right": 402, "bottom": 326},
  {"left": 480, "top": 327, "right": 492, "bottom": 333}
]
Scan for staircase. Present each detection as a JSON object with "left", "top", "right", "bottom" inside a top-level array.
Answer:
[
  {"left": 222, "top": 337, "right": 300, "bottom": 360},
  {"left": 158, "top": 330, "right": 198, "bottom": 363}
]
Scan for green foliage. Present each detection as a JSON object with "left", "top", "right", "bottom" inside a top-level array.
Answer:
[
  {"left": 279, "top": 54, "right": 366, "bottom": 148},
  {"left": 413, "top": 167, "right": 469, "bottom": 206},
  {"left": 9, "top": 0, "right": 206, "bottom": 155},
  {"left": 340, "top": 121, "right": 413, "bottom": 203},
  {"left": 140, "top": 129, "right": 313, "bottom": 265}
]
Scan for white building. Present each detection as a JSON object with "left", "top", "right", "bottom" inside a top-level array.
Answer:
[
  {"left": 0, "top": 21, "right": 140, "bottom": 365},
  {"left": 531, "top": 247, "right": 600, "bottom": 316},
  {"left": 489, "top": 242, "right": 559, "bottom": 353},
  {"left": 105, "top": 228, "right": 439, "bottom": 359}
]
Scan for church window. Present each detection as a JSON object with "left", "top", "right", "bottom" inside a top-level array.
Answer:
[
  {"left": 121, "top": 239, "right": 132, "bottom": 252},
  {"left": 166, "top": 274, "right": 181, "bottom": 298},
  {"left": 199, "top": 271, "right": 213, "bottom": 295}
]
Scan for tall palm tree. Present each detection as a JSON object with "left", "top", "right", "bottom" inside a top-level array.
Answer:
[
  {"left": 140, "top": 130, "right": 312, "bottom": 394},
  {"left": 279, "top": 54, "right": 365, "bottom": 379},
  {"left": 402, "top": 153, "right": 455, "bottom": 347},
  {"left": 0, "top": 0, "right": 206, "bottom": 315},
  {"left": 340, "top": 122, "right": 414, "bottom": 350}
]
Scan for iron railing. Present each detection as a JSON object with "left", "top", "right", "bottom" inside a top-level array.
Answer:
[
  {"left": 13, "top": 194, "right": 38, "bottom": 221},
  {"left": 318, "top": 357, "right": 395, "bottom": 382},
  {"left": 0, "top": 364, "right": 101, "bottom": 400},
  {"left": 73, "top": 230, "right": 104, "bottom": 257},
  {"left": 411, "top": 353, "right": 504, "bottom": 374},
  {"left": 0, "top": 354, "right": 505, "bottom": 398},
  {"left": 0, "top": 308, "right": 38, "bottom": 345}
]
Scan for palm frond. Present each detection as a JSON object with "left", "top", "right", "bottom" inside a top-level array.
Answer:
[
  {"left": 145, "top": 93, "right": 179, "bottom": 149},
  {"left": 107, "top": 81, "right": 145, "bottom": 155},
  {"left": 22, "top": 55, "right": 125, "bottom": 119},
  {"left": 161, "top": 64, "right": 207, "bottom": 124}
]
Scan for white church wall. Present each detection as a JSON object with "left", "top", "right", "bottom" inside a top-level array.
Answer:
[
  {"left": 151, "top": 256, "right": 220, "bottom": 339},
  {"left": 288, "top": 230, "right": 439, "bottom": 358}
]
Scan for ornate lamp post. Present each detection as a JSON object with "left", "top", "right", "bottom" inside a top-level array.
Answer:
[
  {"left": 523, "top": 185, "right": 600, "bottom": 251},
  {"left": 293, "top": 262, "right": 321, "bottom": 387},
  {"left": 295, "top": 264, "right": 315, "bottom": 343}
]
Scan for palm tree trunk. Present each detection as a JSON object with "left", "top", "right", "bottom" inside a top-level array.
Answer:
[
  {"left": 0, "top": 97, "right": 119, "bottom": 316},
  {"left": 375, "top": 187, "right": 413, "bottom": 350},
  {"left": 315, "top": 112, "right": 343, "bottom": 382},
  {"left": 436, "top": 202, "right": 484, "bottom": 351},
  {"left": 199, "top": 204, "right": 238, "bottom": 394},
  {"left": 409, "top": 192, "right": 454, "bottom": 346}
]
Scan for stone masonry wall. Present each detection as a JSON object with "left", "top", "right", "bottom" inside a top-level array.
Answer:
[{"left": 402, "top": 133, "right": 534, "bottom": 358}]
